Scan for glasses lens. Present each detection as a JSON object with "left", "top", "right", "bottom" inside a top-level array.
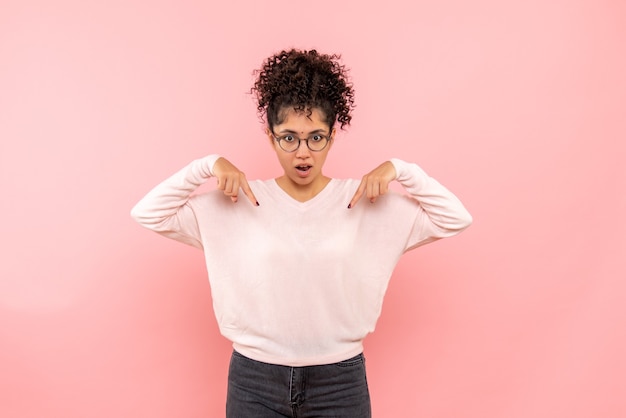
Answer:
[
  {"left": 276, "top": 135, "right": 298, "bottom": 152},
  {"left": 308, "top": 135, "right": 328, "bottom": 151}
]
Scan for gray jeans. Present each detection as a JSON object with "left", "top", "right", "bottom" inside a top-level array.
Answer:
[{"left": 226, "top": 351, "right": 372, "bottom": 417}]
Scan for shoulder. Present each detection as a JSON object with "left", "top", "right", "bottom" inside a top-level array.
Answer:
[
  {"left": 191, "top": 179, "right": 280, "bottom": 208},
  {"left": 330, "top": 178, "right": 360, "bottom": 190},
  {"left": 188, "top": 189, "right": 230, "bottom": 208}
]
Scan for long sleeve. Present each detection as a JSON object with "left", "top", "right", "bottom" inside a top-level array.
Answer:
[
  {"left": 390, "top": 158, "right": 472, "bottom": 251},
  {"left": 130, "top": 154, "right": 221, "bottom": 249}
]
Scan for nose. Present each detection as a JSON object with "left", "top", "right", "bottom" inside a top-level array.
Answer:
[{"left": 294, "top": 139, "right": 311, "bottom": 157}]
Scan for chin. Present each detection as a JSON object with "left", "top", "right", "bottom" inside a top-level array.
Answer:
[{"left": 291, "top": 175, "right": 314, "bottom": 185}]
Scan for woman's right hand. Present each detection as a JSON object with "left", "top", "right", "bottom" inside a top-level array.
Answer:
[{"left": 212, "top": 157, "right": 259, "bottom": 206}]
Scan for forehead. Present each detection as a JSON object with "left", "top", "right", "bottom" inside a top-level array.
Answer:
[{"left": 275, "top": 107, "right": 329, "bottom": 132}]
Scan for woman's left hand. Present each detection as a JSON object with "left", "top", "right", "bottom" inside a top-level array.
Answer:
[{"left": 348, "top": 161, "right": 397, "bottom": 208}]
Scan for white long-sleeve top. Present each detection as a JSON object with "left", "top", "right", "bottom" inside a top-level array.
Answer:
[{"left": 131, "top": 155, "right": 472, "bottom": 366}]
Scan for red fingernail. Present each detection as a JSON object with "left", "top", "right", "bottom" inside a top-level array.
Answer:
[
  {"left": 347, "top": 203, "right": 352, "bottom": 209},
  {"left": 256, "top": 201, "right": 260, "bottom": 206}
]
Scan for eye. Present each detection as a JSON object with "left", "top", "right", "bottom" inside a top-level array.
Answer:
[
  {"left": 281, "top": 135, "right": 296, "bottom": 143},
  {"left": 310, "top": 134, "right": 324, "bottom": 142}
]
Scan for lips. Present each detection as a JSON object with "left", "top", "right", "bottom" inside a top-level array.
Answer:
[{"left": 295, "top": 165, "right": 312, "bottom": 177}]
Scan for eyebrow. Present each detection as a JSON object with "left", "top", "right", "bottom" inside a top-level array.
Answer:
[{"left": 276, "top": 128, "right": 329, "bottom": 135}]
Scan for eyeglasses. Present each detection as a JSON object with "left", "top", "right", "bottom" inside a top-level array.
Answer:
[{"left": 271, "top": 132, "right": 331, "bottom": 152}]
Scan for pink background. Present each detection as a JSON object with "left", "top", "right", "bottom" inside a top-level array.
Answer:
[{"left": 1, "top": 0, "right": 625, "bottom": 417}]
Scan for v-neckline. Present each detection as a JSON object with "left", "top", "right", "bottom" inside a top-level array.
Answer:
[{"left": 270, "top": 178, "right": 336, "bottom": 209}]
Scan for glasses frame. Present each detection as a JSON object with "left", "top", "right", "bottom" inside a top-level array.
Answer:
[{"left": 271, "top": 131, "right": 332, "bottom": 153}]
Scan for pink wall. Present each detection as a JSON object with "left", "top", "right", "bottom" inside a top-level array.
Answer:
[{"left": 1, "top": 0, "right": 624, "bottom": 416}]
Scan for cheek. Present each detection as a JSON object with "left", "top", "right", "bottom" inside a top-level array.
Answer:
[
  {"left": 315, "top": 151, "right": 330, "bottom": 166},
  {"left": 275, "top": 152, "right": 291, "bottom": 168}
]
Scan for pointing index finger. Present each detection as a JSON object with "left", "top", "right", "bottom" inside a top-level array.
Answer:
[
  {"left": 240, "top": 178, "right": 260, "bottom": 206},
  {"left": 348, "top": 180, "right": 366, "bottom": 209}
]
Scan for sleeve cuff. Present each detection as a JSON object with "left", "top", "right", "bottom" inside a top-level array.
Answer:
[{"left": 204, "top": 154, "right": 222, "bottom": 177}]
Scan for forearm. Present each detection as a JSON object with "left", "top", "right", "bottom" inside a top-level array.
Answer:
[{"left": 390, "top": 158, "right": 472, "bottom": 234}]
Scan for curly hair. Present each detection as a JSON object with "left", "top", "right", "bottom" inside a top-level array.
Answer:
[{"left": 251, "top": 49, "right": 355, "bottom": 131}]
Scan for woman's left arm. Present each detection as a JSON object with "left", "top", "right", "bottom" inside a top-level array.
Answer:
[{"left": 349, "top": 159, "right": 472, "bottom": 241}]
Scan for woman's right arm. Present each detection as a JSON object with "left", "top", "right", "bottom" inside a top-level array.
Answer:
[
  {"left": 130, "top": 155, "right": 258, "bottom": 248},
  {"left": 130, "top": 154, "right": 221, "bottom": 248}
]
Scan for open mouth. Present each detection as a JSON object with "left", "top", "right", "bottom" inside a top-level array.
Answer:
[{"left": 295, "top": 165, "right": 312, "bottom": 172}]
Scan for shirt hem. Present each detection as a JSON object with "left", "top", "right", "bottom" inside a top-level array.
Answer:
[{"left": 231, "top": 343, "right": 365, "bottom": 367}]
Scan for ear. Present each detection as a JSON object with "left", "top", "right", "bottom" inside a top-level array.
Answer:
[
  {"left": 328, "top": 127, "right": 337, "bottom": 150},
  {"left": 265, "top": 127, "right": 275, "bottom": 147}
]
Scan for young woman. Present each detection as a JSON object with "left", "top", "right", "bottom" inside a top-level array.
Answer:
[{"left": 131, "top": 49, "right": 472, "bottom": 417}]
